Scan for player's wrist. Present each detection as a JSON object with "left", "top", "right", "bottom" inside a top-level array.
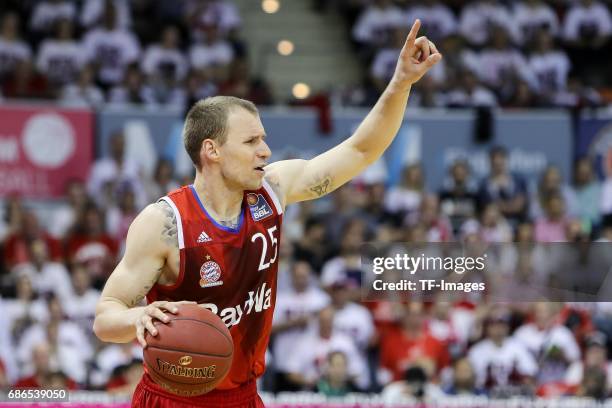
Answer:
[{"left": 386, "top": 78, "right": 413, "bottom": 96}]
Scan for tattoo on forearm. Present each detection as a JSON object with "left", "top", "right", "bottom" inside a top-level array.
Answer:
[
  {"left": 157, "top": 201, "right": 178, "bottom": 247},
  {"left": 309, "top": 176, "right": 332, "bottom": 197}
]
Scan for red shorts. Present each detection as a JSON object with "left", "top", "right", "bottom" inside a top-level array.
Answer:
[{"left": 132, "top": 373, "right": 265, "bottom": 408}]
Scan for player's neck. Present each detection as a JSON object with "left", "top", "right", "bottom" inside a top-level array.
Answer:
[{"left": 193, "top": 172, "right": 243, "bottom": 221}]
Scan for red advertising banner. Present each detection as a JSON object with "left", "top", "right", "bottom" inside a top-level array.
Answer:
[{"left": 0, "top": 104, "right": 93, "bottom": 198}]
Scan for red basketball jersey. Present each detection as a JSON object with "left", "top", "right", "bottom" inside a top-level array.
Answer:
[{"left": 146, "top": 180, "right": 283, "bottom": 390}]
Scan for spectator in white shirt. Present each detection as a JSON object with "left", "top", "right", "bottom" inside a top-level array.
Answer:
[
  {"left": 3, "top": 273, "right": 49, "bottom": 347},
  {"left": 0, "top": 296, "right": 17, "bottom": 385},
  {"left": 108, "top": 63, "right": 156, "bottom": 106},
  {"left": 142, "top": 25, "right": 189, "bottom": 105},
  {"left": 564, "top": 0, "right": 612, "bottom": 84},
  {"left": 142, "top": 25, "right": 189, "bottom": 83},
  {"left": 477, "top": 26, "right": 537, "bottom": 92},
  {"left": 352, "top": 0, "right": 404, "bottom": 49},
  {"left": 90, "top": 342, "right": 142, "bottom": 388},
  {"left": 87, "top": 131, "right": 147, "bottom": 210},
  {"left": 404, "top": 0, "right": 458, "bottom": 42},
  {"left": 48, "top": 179, "right": 89, "bottom": 239},
  {"left": 105, "top": 183, "right": 139, "bottom": 254},
  {"left": 10, "top": 239, "right": 72, "bottom": 300},
  {"left": 371, "top": 27, "right": 406, "bottom": 93},
  {"left": 528, "top": 30, "right": 571, "bottom": 101},
  {"left": 29, "top": 0, "right": 76, "bottom": 35},
  {"left": 460, "top": 203, "right": 513, "bottom": 243},
  {"left": 445, "top": 69, "right": 498, "bottom": 107},
  {"left": 551, "top": 75, "right": 602, "bottom": 108},
  {"left": 37, "top": 19, "right": 86, "bottom": 86},
  {"left": 61, "top": 264, "right": 102, "bottom": 341},
  {"left": 82, "top": 3, "right": 141, "bottom": 87},
  {"left": 512, "top": 0, "right": 560, "bottom": 46},
  {"left": 563, "top": 0, "right": 612, "bottom": 47},
  {"left": 284, "top": 307, "right": 368, "bottom": 390},
  {"left": 382, "top": 365, "right": 445, "bottom": 403},
  {"left": 513, "top": 302, "right": 581, "bottom": 385},
  {"left": 60, "top": 64, "right": 105, "bottom": 107},
  {"left": 189, "top": 25, "right": 234, "bottom": 72},
  {"left": 0, "top": 12, "right": 32, "bottom": 81},
  {"left": 321, "top": 218, "right": 367, "bottom": 297},
  {"left": 17, "top": 296, "right": 93, "bottom": 383},
  {"left": 185, "top": 0, "right": 242, "bottom": 40},
  {"left": 459, "top": 0, "right": 518, "bottom": 46},
  {"left": 328, "top": 278, "right": 374, "bottom": 353},
  {"left": 81, "top": 0, "right": 131, "bottom": 29},
  {"left": 468, "top": 309, "right": 537, "bottom": 391},
  {"left": 384, "top": 163, "right": 426, "bottom": 218},
  {"left": 272, "top": 261, "right": 330, "bottom": 391}
]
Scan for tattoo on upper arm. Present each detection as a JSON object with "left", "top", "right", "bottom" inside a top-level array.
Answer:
[
  {"left": 157, "top": 201, "right": 178, "bottom": 248},
  {"left": 129, "top": 271, "right": 159, "bottom": 307},
  {"left": 309, "top": 176, "right": 332, "bottom": 197}
]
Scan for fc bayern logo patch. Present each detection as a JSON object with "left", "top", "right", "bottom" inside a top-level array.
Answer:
[
  {"left": 248, "top": 193, "right": 273, "bottom": 221},
  {"left": 199, "top": 260, "right": 223, "bottom": 288}
]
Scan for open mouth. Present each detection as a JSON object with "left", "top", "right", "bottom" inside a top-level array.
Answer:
[{"left": 254, "top": 165, "right": 266, "bottom": 172}]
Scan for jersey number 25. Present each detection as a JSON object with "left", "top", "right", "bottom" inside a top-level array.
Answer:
[{"left": 251, "top": 226, "right": 278, "bottom": 271}]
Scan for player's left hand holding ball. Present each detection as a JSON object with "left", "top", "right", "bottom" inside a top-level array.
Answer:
[{"left": 389, "top": 19, "right": 442, "bottom": 93}]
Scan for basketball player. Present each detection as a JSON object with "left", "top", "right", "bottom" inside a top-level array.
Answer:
[{"left": 93, "top": 19, "right": 441, "bottom": 408}]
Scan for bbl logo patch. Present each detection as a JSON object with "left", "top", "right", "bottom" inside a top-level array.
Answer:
[
  {"left": 199, "top": 260, "right": 223, "bottom": 288},
  {"left": 247, "top": 193, "right": 273, "bottom": 221}
]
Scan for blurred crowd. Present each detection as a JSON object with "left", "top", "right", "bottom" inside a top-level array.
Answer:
[
  {"left": 2, "top": 129, "right": 612, "bottom": 402},
  {"left": 0, "top": 0, "right": 274, "bottom": 110},
  {"left": 2, "top": 0, "right": 612, "bottom": 110},
  {"left": 332, "top": 0, "right": 612, "bottom": 108}
]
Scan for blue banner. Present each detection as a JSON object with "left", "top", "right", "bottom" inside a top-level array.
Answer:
[{"left": 576, "top": 115, "right": 612, "bottom": 178}]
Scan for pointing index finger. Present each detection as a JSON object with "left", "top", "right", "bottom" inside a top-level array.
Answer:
[{"left": 404, "top": 19, "right": 421, "bottom": 51}]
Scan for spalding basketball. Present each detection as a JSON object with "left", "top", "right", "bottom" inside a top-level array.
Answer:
[{"left": 143, "top": 304, "right": 233, "bottom": 396}]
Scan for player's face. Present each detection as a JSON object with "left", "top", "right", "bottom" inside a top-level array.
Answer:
[{"left": 219, "top": 108, "right": 271, "bottom": 190}]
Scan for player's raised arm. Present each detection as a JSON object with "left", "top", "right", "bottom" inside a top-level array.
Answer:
[
  {"left": 265, "top": 19, "right": 441, "bottom": 206},
  {"left": 93, "top": 202, "right": 192, "bottom": 347}
]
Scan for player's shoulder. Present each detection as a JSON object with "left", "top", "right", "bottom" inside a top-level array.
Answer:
[
  {"left": 262, "top": 171, "right": 285, "bottom": 210},
  {"left": 129, "top": 202, "right": 173, "bottom": 233},
  {"left": 124, "top": 202, "right": 178, "bottom": 253},
  {"left": 264, "top": 159, "right": 308, "bottom": 207}
]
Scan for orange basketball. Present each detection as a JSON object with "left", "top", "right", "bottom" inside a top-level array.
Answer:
[{"left": 143, "top": 304, "right": 233, "bottom": 397}]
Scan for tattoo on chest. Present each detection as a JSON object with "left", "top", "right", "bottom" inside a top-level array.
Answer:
[{"left": 219, "top": 217, "right": 240, "bottom": 229}]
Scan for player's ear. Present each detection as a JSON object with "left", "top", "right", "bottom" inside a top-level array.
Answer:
[{"left": 201, "top": 139, "right": 220, "bottom": 162}]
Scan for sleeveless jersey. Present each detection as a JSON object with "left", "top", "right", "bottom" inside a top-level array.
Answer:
[{"left": 146, "top": 181, "right": 283, "bottom": 390}]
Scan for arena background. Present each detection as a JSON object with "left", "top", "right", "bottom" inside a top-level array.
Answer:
[{"left": 1, "top": 0, "right": 612, "bottom": 406}]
